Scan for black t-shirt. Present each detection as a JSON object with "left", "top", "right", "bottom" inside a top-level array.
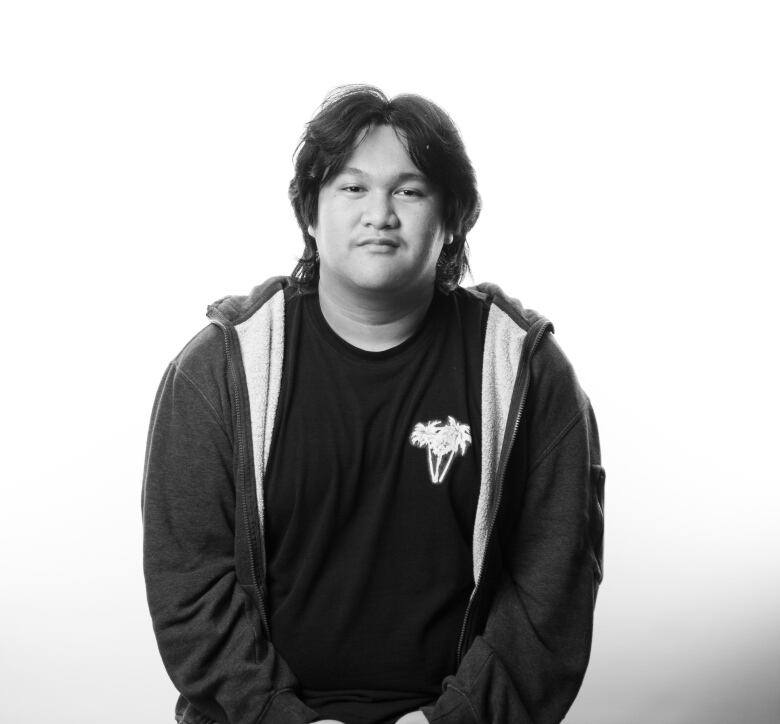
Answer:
[{"left": 264, "top": 288, "right": 488, "bottom": 724}]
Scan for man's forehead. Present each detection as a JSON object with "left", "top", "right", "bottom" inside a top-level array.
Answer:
[{"left": 336, "top": 166, "right": 429, "bottom": 183}]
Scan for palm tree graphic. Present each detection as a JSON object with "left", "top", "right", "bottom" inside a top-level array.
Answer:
[{"left": 409, "top": 416, "right": 472, "bottom": 484}]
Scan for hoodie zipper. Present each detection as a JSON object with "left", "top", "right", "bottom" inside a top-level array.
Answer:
[
  {"left": 456, "top": 319, "right": 552, "bottom": 664},
  {"left": 208, "top": 307, "right": 271, "bottom": 638}
]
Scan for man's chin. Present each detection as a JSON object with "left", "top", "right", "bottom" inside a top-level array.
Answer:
[
  {"left": 348, "top": 274, "right": 429, "bottom": 299},
  {"left": 321, "top": 265, "right": 435, "bottom": 301}
]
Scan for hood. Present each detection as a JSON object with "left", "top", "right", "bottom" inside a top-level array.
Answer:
[
  {"left": 471, "top": 281, "right": 553, "bottom": 336},
  {"left": 207, "top": 276, "right": 552, "bottom": 335},
  {"left": 207, "top": 276, "right": 292, "bottom": 327}
]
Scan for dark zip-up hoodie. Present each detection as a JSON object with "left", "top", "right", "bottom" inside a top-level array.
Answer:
[{"left": 142, "top": 277, "right": 605, "bottom": 724}]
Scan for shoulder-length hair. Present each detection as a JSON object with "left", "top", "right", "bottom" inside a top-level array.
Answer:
[{"left": 288, "top": 85, "right": 481, "bottom": 293}]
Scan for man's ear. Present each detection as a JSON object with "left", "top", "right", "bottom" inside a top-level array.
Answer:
[
  {"left": 445, "top": 231, "right": 454, "bottom": 245},
  {"left": 307, "top": 224, "right": 315, "bottom": 239}
]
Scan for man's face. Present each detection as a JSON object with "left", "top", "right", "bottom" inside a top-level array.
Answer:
[{"left": 308, "top": 124, "right": 451, "bottom": 299}]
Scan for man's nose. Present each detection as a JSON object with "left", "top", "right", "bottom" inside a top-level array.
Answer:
[{"left": 362, "top": 191, "right": 399, "bottom": 229}]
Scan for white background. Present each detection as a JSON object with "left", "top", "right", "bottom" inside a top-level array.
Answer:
[{"left": 2, "top": 2, "right": 779, "bottom": 722}]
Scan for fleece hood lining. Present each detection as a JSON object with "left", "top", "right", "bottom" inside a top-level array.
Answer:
[
  {"left": 234, "top": 288, "right": 286, "bottom": 531},
  {"left": 473, "top": 304, "right": 526, "bottom": 582}
]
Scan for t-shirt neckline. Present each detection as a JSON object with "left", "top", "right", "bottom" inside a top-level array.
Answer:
[{"left": 305, "top": 290, "right": 447, "bottom": 364}]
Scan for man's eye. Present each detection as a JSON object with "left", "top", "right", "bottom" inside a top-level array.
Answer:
[
  {"left": 397, "top": 188, "right": 423, "bottom": 197},
  {"left": 342, "top": 185, "right": 363, "bottom": 193}
]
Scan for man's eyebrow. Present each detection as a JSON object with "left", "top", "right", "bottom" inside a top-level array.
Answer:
[{"left": 337, "top": 167, "right": 430, "bottom": 183}]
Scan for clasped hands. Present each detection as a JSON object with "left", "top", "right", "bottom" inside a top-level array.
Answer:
[{"left": 314, "top": 711, "right": 427, "bottom": 724}]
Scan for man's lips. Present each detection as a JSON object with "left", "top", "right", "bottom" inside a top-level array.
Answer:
[{"left": 357, "top": 237, "right": 401, "bottom": 248}]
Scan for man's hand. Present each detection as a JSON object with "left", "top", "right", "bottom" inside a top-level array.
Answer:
[
  {"left": 313, "top": 710, "right": 427, "bottom": 724},
  {"left": 395, "top": 711, "right": 428, "bottom": 724}
]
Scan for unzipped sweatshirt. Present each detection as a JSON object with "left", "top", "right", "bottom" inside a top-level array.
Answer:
[{"left": 141, "top": 277, "right": 605, "bottom": 724}]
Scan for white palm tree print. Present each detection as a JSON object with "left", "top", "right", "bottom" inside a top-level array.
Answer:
[{"left": 410, "top": 416, "right": 472, "bottom": 484}]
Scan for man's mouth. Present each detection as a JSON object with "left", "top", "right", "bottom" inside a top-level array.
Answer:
[{"left": 357, "top": 237, "right": 400, "bottom": 248}]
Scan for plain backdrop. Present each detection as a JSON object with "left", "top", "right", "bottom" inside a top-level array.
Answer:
[{"left": 2, "top": 2, "right": 778, "bottom": 723}]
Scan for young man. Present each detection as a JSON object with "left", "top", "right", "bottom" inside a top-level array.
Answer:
[{"left": 142, "top": 85, "right": 605, "bottom": 724}]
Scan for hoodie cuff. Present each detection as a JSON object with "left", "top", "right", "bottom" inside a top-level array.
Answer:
[
  {"left": 259, "top": 689, "right": 320, "bottom": 724},
  {"left": 421, "top": 686, "right": 477, "bottom": 724}
]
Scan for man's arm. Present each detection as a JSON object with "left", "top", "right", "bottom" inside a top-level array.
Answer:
[
  {"left": 421, "top": 335, "right": 605, "bottom": 724},
  {"left": 142, "top": 349, "right": 320, "bottom": 724}
]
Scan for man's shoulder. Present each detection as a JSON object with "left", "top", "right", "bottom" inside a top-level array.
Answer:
[
  {"left": 167, "top": 277, "right": 288, "bottom": 389},
  {"left": 173, "top": 323, "right": 225, "bottom": 378},
  {"left": 461, "top": 282, "right": 549, "bottom": 333},
  {"left": 460, "top": 282, "right": 582, "bottom": 395},
  {"left": 207, "top": 275, "right": 293, "bottom": 326}
]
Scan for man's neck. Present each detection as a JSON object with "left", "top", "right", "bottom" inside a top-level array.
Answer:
[{"left": 317, "top": 281, "right": 435, "bottom": 352}]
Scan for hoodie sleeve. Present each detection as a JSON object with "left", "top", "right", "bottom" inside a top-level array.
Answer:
[
  {"left": 142, "top": 332, "right": 320, "bottom": 724},
  {"left": 421, "top": 332, "right": 605, "bottom": 724}
]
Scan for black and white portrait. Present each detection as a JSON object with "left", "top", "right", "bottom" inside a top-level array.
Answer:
[{"left": 2, "top": 2, "right": 778, "bottom": 723}]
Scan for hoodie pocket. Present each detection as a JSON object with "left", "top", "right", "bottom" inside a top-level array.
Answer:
[{"left": 589, "top": 464, "right": 606, "bottom": 583}]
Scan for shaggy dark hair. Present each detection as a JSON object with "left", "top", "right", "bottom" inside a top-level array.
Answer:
[{"left": 288, "top": 84, "right": 481, "bottom": 292}]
